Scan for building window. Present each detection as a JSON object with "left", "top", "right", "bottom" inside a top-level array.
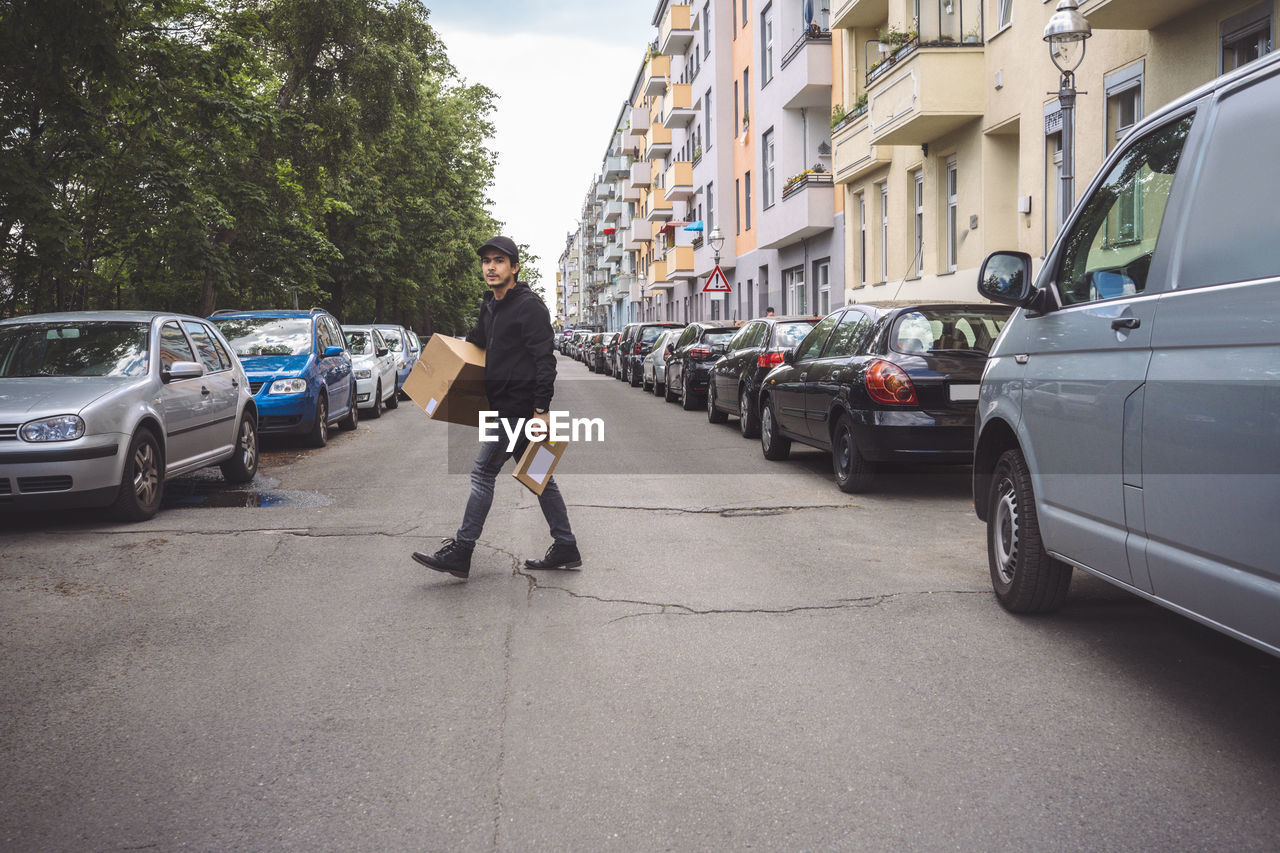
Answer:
[
  {"left": 762, "top": 129, "right": 776, "bottom": 208},
  {"left": 879, "top": 183, "right": 889, "bottom": 283},
  {"left": 734, "top": 81, "right": 739, "bottom": 138},
  {"left": 759, "top": 266, "right": 769, "bottom": 315},
  {"left": 742, "top": 69, "right": 750, "bottom": 131},
  {"left": 704, "top": 2, "right": 711, "bottom": 55},
  {"left": 1221, "top": 3, "right": 1272, "bottom": 73},
  {"left": 744, "top": 170, "right": 753, "bottom": 230},
  {"left": 761, "top": 5, "right": 775, "bottom": 84},
  {"left": 784, "top": 265, "right": 806, "bottom": 315},
  {"left": 816, "top": 260, "right": 831, "bottom": 314},
  {"left": 1105, "top": 62, "right": 1144, "bottom": 154},
  {"left": 707, "top": 182, "right": 715, "bottom": 233},
  {"left": 741, "top": 0, "right": 748, "bottom": 27},
  {"left": 858, "top": 194, "right": 867, "bottom": 287},
  {"left": 1047, "top": 132, "right": 1064, "bottom": 240},
  {"left": 912, "top": 171, "right": 924, "bottom": 277},
  {"left": 945, "top": 157, "right": 958, "bottom": 272},
  {"left": 735, "top": 178, "right": 742, "bottom": 234},
  {"left": 705, "top": 89, "right": 713, "bottom": 147},
  {"left": 996, "top": 0, "right": 1012, "bottom": 30}
]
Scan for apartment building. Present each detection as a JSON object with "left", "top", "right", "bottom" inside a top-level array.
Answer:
[{"left": 830, "top": 0, "right": 1276, "bottom": 301}]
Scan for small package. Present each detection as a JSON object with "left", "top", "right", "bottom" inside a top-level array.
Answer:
[
  {"left": 402, "top": 335, "right": 488, "bottom": 427},
  {"left": 512, "top": 438, "right": 568, "bottom": 496}
]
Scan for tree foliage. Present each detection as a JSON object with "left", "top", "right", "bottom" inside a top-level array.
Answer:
[{"left": 0, "top": 0, "right": 497, "bottom": 334}]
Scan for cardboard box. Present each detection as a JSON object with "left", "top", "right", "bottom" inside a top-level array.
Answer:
[
  {"left": 402, "top": 335, "right": 488, "bottom": 427},
  {"left": 513, "top": 438, "right": 568, "bottom": 495}
]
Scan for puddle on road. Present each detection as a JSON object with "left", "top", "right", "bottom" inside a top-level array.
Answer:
[{"left": 162, "top": 472, "right": 333, "bottom": 510}]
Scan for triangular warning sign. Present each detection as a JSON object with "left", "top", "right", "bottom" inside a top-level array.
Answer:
[{"left": 702, "top": 265, "right": 732, "bottom": 293}]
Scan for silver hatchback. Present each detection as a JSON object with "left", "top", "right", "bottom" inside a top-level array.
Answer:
[{"left": 0, "top": 311, "right": 259, "bottom": 520}]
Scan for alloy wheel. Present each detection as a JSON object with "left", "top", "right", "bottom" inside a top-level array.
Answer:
[
  {"left": 133, "top": 442, "right": 159, "bottom": 506},
  {"left": 238, "top": 418, "right": 257, "bottom": 471}
]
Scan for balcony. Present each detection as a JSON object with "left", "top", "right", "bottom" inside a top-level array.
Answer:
[
  {"left": 604, "top": 155, "right": 629, "bottom": 180},
  {"left": 627, "top": 106, "right": 650, "bottom": 147},
  {"left": 621, "top": 178, "right": 641, "bottom": 201},
  {"left": 757, "top": 172, "right": 835, "bottom": 250},
  {"left": 831, "top": 0, "right": 887, "bottom": 29},
  {"left": 664, "top": 161, "right": 694, "bottom": 202},
  {"left": 832, "top": 110, "right": 892, "bottom": 183},
  {"left": 1081, "top": 0, "right": 1212, "bottom": 30},
  {"left": 629, "top": 219, "right": 653, "bottom": 245},
  {"left": 645, "top": 54, "right": 671, "bottom": 97},
  {"left": 604, "top": 199, "right": 626, "bottom": 221},
  {"left": 645, "top": 122, "right": 673, "bottom": 159},
  {"left": 593, "top": 181, "right": 612, "bottom": 201},
  {"left": 648, "top": 258, "right": 674, "bottom": 292},
  {"left": 604, "top": 240, "right": 624, "bottom": 263},
  {"left": 630, "top": 161, "right": 651, "bottom": 188},
  {"left": 659, "top": 4, "right": 694, "bottom": 55},
  {"left": 661, "top": 83, "right": 697, "bottom": 129},
  {"left": 867, "top": 46, "right": 984, "bottom": 145},
  {"left": 664, "top": 245, "right": 696, "bottom": 280},
  {"left": 645, "top": 186, "right": 674, "bottom": 221},
  {"left": 778, "top": 29, "right": 833, "bottom": 110}
]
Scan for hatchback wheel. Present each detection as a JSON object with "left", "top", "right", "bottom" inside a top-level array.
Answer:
[
  {"left": 681, "top": 370, "right": 700, "bottom": 411},
  {"left": 307, "top": 395, "right": 329, "bottom": 447},
  {"left": 367, "top": 381, "right": 383, "bottom": 419},
  {"left": 385, "top": 381, "right": 399, "bottom": 409},
  {"left": 220, "top": 414, "right": 259, "bottom": 484},
  {"left": 629, "top": 364, "right": 642, "bottom": 387},
  {"left": 760, "top": 397, "right": 791, "bottom": 461},
  {"left": 832, "top": 414, "right": 875, "bottom": 493},
  {"left": 663, "top": 369, "right": 678, "bottom": 403},
  {"left": 707, "top": 381, "right": 728, "bottom": 424},
  {"left": 739, "top": 387, "right": 760, "bottom": 439},
  {"left": 653, "top": 373, "right": 665, "bottom": 397},
  {"left": 987, "top": 448, "right": 1072, "bottom": 613},
  {"left": 338, "top": 386, "right": 359, "bottom": 431},
  {"left": 110, "top": 428, "right": 164, "bottom": 521}
]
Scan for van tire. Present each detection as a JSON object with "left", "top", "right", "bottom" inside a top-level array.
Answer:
[{"left": 987, "top": 448, "right": 1072, "bottom": 613}]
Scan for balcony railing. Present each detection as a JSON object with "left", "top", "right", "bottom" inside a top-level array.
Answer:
[
  {"left": 781, "top": 170, "right": 834, "bottom": 201},
  {"left": 782, "top": 28, "right": 833, "bottom": 70}
]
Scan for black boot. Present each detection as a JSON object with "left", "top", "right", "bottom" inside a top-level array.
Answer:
[
  {"left": 412, "top": 538, "right": 473, "bottom": 579},
  {"left": 524, "top": 542, "right": 582, "bottom": 570}
]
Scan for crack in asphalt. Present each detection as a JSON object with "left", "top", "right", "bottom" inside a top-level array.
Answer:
[
  {"left": 561, "top": 503, "right": 865, "bottom": 517},
  {"left": 491, "top": 621, "right": 514, "bottom": 851}
]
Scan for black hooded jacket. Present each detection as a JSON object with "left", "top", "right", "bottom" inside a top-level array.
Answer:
[{"left": 465, "top": 282, "right": 556, "bottom": 419}]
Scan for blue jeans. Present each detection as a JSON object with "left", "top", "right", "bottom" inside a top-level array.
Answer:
[{"left": 456, "top": 434, "right": 576, "bottom": 547}]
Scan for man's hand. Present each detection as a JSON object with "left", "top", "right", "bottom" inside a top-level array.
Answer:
[{"left": 531, "top": 411, "right": 551, "bottom": 429}]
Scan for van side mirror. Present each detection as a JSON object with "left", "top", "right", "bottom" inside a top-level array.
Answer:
[
  {"left": 782, "top": 348, "right": 796, "bottom": 365},
  {"left": 978, "top": 251, "right": 1035, "bottom": 306},
  {"left": 323, "top": 345, "right": 345, "bottom": 358}
]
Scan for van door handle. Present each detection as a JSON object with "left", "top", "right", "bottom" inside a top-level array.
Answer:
[
  {"left": 1111, "top": 317, "right": 1141, "bottom": 331},
  {"left": 799, "top": 372, "right": 807, "bottom": 381},
  {"left": 201, "top": 386, "right": 211, "bottom": 396}
]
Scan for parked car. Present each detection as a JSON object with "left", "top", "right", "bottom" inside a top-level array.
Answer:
[
  {"left": 971, "top": 53, "right": 1280, "bottom": 657},
  {"left": 757, "top": 302, "right": 1012, "bottom": 493},
  {"left": 0, "top": 311, "right": 259, "bottom": 520},
  {"left": 342, "top": 325, "right": 399, "bottom": 418},
  {"left": 624, "top": 322, "right": 685, "bottom": 387},
  {"left": 209, "top": 308, "right": 357, "bottom": 447},
  {"left": 582, "top": 332, "right": 604, "bottom": 371},
  {"left": 663, "top": 322, "right": 737, "bottom": 410},
  {"left": 373, "top": 324, "right": 414, "bottom": 394},
  {"left": 708, "top": 315, "right": 820, "bottom": 437},
  {"left": 641, "top": 329, "right": 679, "bottom": 396},
  {"left": 613, "top": 323, "right": 638, "bottom": 380},
  {"left": 601, "top": 331, "right": 622, "bottom": 376},
  {"left": 558, "top": 329, "right": 576, "bottom": 354},
  {"left": 589, "top": 332, "right": 618, "bottom": 374},
  {"left": 570, "top": 330, "right": 591, "bottom": 361}
]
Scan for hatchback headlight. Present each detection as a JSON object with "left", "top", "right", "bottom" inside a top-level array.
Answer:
[
  {"left": 354, "top": 369, "right": 372, "bottom": 380},
  {"left": 269, "top": 378, "right": 308, "bottom": 394},
  {"left": 22, "top": 415, "right": 86, "bottom": 442}
]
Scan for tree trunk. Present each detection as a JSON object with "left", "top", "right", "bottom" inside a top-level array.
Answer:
[{"left": 198, "top": 228, "right": 236, "bottom": 316}]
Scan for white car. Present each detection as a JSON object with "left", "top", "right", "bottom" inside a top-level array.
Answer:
[{"left": 341, "top": 326, "right": 399, "bottom": 418}]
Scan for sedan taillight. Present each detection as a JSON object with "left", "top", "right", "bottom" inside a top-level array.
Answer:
[
  {"left": 757, "top": 350, "right": 785, "bottom": 368},
  {"left": 865, "top": 360, "right": 918, "bottom": 406},
  {"left": 690, "top": 346, "right": 711, "bottom": 359}
]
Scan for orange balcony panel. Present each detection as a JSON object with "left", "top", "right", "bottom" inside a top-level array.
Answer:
[{"left": 660, "top": 5, "right": 694, "bottom": 56}]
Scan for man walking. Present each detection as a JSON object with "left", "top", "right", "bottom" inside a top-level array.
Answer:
[{"left": 412, "top": 236, "right": 581, "bottom": 580}]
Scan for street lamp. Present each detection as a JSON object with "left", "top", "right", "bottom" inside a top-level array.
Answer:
[
  {"left": 708, "top": 225, "right": 725, "bottom": 265},
  {"left": 1044, "top": 0, "right": 1092, "bottom": 229}
]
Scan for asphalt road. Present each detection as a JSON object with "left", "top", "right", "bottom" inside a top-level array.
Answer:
[{"left": 2, "top": 352, "right": 1279, "bottom": 851}]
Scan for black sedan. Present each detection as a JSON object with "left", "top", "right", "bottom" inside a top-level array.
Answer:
[
  {"left": 757, "top": 302, "right": 1013, "bottom": 492},
  {"left": 706, "top": 314, "right": 820, "bottom": 436},
  {"left": 663, "top": 322, "right": 737, "bottom": 410}
]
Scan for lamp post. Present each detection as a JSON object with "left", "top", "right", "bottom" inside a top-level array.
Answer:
[
  {"left": 1044, "top": 0, "right": 1092, "bottom": 230},
  {"left": 708, "top": 225, "right": 727, "bottom": 319}
]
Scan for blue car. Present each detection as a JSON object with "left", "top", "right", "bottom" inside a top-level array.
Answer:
[
  {"left": 209, "top": 309, "right": 357, "bottom": 447},
  {"left": 373, "top": 324, "right": 416, "bottom": 395}
]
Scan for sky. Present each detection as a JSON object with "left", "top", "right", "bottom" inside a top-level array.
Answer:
[{"left": 424, "top": 1, "right": 657, "bottom": 312}]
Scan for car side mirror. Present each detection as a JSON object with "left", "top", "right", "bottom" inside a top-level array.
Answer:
[
  {"left": 377, "top": 347, "right": 389, "bottom": 357},
  {"left": 665, "top": 344, "right": 675, "bottom": 357},
  {"left": 782, "top": 348, "right": 796, "bottom": 365},
  {"left": 323, "top": 345, "right": 345, "bottom": 358},
  {"left": 163, "top": 360, "right": 204, "bottom": 382},
  {"left": 978, "top": 251, "right": 1035, "bottom": 307}
]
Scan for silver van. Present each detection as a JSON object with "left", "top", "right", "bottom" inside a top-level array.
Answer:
[{"left": 972, "top": 52, "right": 1280, "bottom": 656}]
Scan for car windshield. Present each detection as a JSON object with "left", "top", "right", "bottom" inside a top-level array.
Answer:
[
  {"left": 0, "top": 321, "right": 150, "bottom": 378},
  {"left": 891, "top": 307, "right": 1012, "bottom": 356},
  {"left": 378, "top": 331, "right": 403, "bottom": 352},
  {"left": 214, "top": 317, "right": 312, "bottom": 357},
  {"left": 703, "top": 330, "right": 735, "bottom": 345},
  {"left": 345, "top": 330, "right": 373, "bottom": 355},
  {"left": 773, "top": 321, "right": 816, "bottom": 348}
]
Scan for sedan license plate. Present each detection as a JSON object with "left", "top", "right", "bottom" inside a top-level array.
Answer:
[{"left": 949, "top": 383, "right": 979, "bottom": 402}]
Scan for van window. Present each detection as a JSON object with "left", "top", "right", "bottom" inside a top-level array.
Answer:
[
  {"left": 1055, "top": 115, "right": 1193, "bottom": 306},
  {"left": 1177, "top": 71, "right": 1280, "bottom": 288}
]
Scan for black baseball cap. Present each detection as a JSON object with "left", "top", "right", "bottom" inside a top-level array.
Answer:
[{"left": 477, "top": 236, "right": 519, "bottom": 264}]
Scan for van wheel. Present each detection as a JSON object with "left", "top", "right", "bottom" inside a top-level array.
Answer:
[
  {"left": 988, "top": 448, "right": 1072, "bottom": 613},
  {"left": 338, "top": 386, "right": 359, "bottom": 431},
  {"left": 110, "top": 428, "right": 164, "bottom": 521},
  {"left": 307, "top": 395, "right": 329, "bottom": 447},
  {"left": 220, "top": 414, "right": 258, "bottom": 484},
  {"left": 832, "top": 414, "right": 875, "bottom": 493},
  {"left": 760, "top": 397, "right": 791, "bottom": 461}
]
